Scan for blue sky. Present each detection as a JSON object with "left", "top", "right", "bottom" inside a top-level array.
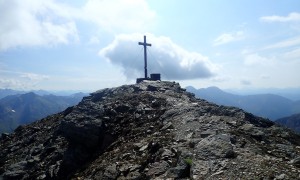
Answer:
[{"left": 0, "top": 0, "right": 299, "bottom": 91}]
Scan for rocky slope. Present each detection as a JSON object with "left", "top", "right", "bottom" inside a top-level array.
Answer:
[{"left": 0, "top": 81, "right": 300, "bottom": 179}]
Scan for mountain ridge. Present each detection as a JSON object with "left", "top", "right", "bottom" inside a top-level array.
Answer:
[
  {"left": 276, "top": 113, "right": 300, "bottom": 133},
  {"left": 186, "top": 86, "right": 300, "bottom": 120},
  {"left": 0, "top": 89, "right": 90, "bottom": 99},
  {"left": 1, "top": 81, "right": 299, "bottom": 179},
  {"left": 0, "top": 92, "right": 87, "bottom": 133}
]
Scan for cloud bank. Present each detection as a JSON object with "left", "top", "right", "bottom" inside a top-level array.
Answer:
[
  {"left": 0, "top": 0, "right": 156, "bottom": 51},
  {"left": 264, "top": 36, "right": 300, "bottom": 49},
  {"left": 0, "top": 70, "right": 49, "bottom": 89},
  {"left": 99, "top": 33, "right": 217, "bottom": 80},
  {"left": 0, "top": 0, "right": 79, "bottom": 51},
  {"left": 260, "top": 12, "right": 300, "bottom": 22}
]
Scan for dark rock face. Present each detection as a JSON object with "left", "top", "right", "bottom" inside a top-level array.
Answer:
[{"left": 1, "top": 81, "right": 300, "bottom": 179}]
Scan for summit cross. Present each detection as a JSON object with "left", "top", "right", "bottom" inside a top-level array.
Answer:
[{"left": 138, "top": 35, "right": 152, "bottom": 79}]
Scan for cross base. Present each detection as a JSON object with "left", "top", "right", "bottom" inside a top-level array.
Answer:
[{"left": 136, "top": 73, "right": 161, "bottom": 83}]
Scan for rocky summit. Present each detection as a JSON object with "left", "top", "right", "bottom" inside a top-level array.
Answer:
[{"left": 1, "top": 81, "right": 300, "bottom": 179}]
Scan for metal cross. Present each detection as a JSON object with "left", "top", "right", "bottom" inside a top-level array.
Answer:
[{"left": 138, "top": 35, "right": 152, "bottom": 79}]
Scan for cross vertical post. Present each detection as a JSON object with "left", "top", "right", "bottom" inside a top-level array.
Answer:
[{"left": 138, "top": 35, "right": 151, "bottom": 79}]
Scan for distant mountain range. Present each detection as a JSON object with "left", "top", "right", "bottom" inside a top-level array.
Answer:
[
  {"left": 186, "top": 86, "right": 300, "bottom": 120},
  {"left": 2, "top": 86, "right": 299, "bottom": 134},
  {"left": 0, "top": 89, "right": 26, "bottom": 99},
  {"left": 225, "top": 88, "right": 300, "bottom": 101},
  {"left": 275, "top": 113, "right": 300, "bottom": 133},
  {"left": 0, "top": 89, "right": 89, "bottom": 99},
  {"left": 0, "top": 92, "right": 87, "bottom": 133}
]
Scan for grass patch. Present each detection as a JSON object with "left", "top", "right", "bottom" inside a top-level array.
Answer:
[{"left": 184, "top": 158, "right": 193, "bottom": 166}]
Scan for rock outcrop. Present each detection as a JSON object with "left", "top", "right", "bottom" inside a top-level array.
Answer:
[{"left": 1, "top": 81, "right": 300, "bottom": 179}]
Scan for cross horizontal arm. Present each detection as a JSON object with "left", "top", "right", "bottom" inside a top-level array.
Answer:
[{"left": 138, "top": 42, "right": 152, "bottom": 46}]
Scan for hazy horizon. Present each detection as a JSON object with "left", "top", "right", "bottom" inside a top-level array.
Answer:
[{"left": 2, "top": 84, "right": 300, "bottom": 101}]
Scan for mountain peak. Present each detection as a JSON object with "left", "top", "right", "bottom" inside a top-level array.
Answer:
[
  {"left": 1, "top": 81, "right": 300, "bottom": 179},
  {"left": 22, "top": 92, "right": 38, "bottom": 97},
  {"left": 203, "top": 86, "right": 225, "bottom": 93},
  {"left": 206, "top": 86, "right": 221, "bottom": 90}
]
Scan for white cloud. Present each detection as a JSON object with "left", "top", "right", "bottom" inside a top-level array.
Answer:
[
  {"left": 0, "top": 79, "right": 20, "bottom": 89},
  {"left": 213, "top": 31, "right": 244, "bottom": 46},
  {"left": 264, "top": 36, "right": 300, "bottom": 49},
  {"left": 0, "top": 70, "right": 49, "bottom": 89},
  {"left": 20, "top": 73, "right": 49, "bottom": 81},
  {"left": 80, "top": 0, "right": 156, "bottom": 32},
  {"left": 284, "top": 48, "right": 300, "bottom": 59},
  {"left": 0, "top": 0, "right": 156, "bottom": 51},
  {"left": 0, "top": 0, "right": 79, "bottom": 51},
  {"left": 0, "top": 78, "right": 37, "bottom": 90},
  {"left": 260, "top": 12, "right": 300, "bottom": 22},
  {"left": 244, "top": 53, "right": 272, "bottom": 66},
  {"left": 99, "top": 33, "right": 217, "bottom": 80}
]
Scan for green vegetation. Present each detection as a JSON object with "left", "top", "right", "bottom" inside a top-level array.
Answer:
[{"left": 184, "top": 158, "right": 193, "bottom": 166}]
